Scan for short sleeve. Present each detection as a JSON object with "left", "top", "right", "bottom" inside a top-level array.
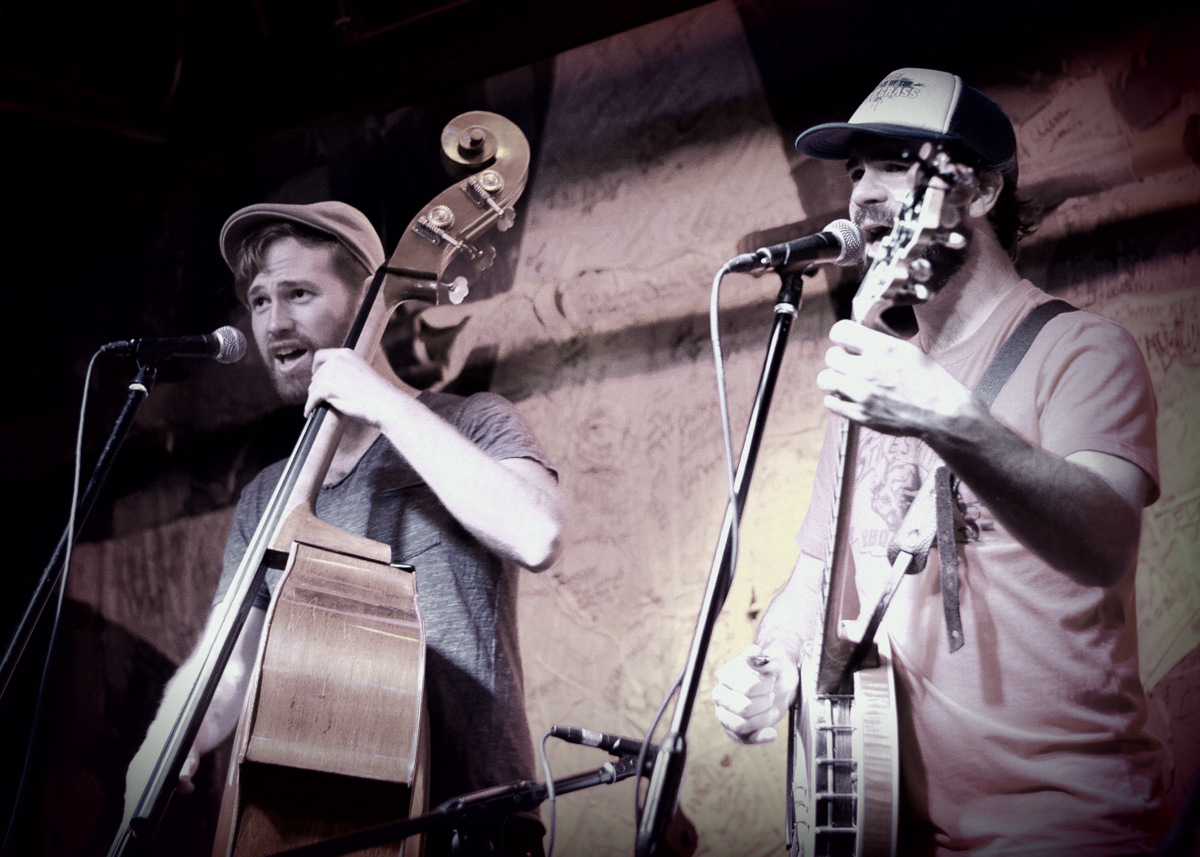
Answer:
[
  {"left": 452, "top": 391, "right": 558, "bottom": 479},
  {"left": 1003, "top": 313, "right": 1159, "bottom": 504}
]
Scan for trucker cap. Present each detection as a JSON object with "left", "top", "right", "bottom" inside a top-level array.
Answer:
[
  {"left": 795, "top": 68, "right": 1018, "bottom": 183},
  {"left": 219, "top": 200, "right": 386, "bottom": 276}
]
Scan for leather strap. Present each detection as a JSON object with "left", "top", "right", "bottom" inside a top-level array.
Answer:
[
  {"left": 934, "top": 466, "right": 963, "bottom": 651},
  {"left": 888, "top": 299, "right": 1077, "bottom": 653},
  {"left": 937, "top": 298, "right": 1075, "bottom": 651},
  {"left": 973, "top": 300, "right": 1077, "bottom": 409}
]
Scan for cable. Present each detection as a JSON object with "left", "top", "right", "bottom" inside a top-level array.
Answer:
[
  {"left": 633, "top": 667, "right": 683, "bottom": 829},
  {"left": 709, "top": 263, "right": 741, "bottom": 609},
  {"left": 538, "top": 730, "right": 557, "bottom": 857},
  {"left": 1, "top": 349, "right": 100, "bottom": 855}
]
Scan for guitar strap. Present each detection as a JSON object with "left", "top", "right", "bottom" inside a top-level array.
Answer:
[{"left": 895, "top": 298, "right": 1077, "bottom": 653}]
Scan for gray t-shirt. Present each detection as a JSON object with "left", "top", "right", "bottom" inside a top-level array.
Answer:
[{"left": 214, "top": 390, "right": 556, "bottom": 807}]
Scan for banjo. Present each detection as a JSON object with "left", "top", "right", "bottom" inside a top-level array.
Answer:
[{"left": 788, "top": 143, "right": 975, "bottom": 857}]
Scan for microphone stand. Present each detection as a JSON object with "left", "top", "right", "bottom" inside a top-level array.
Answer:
[
  {"left": 1, "top": 360, "right": 160, "bottom": 701},
  {"left": 264, "top": 754, "right": 649, "bottom": 857},
  {"left": 635, "top": 268, "right": 808, "bottom": 857}
]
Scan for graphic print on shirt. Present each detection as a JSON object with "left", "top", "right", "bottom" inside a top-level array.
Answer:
[{"left": 854, "top": 433, "right": 988, "bottom": 565}]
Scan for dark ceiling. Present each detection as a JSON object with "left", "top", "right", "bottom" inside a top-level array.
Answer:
[
  {"left": 1, "top": 0, "right": 716, "bottom": 175},
  {"left": 6, "top": 0, "right": 1194, "bottom": 232},
  {"left": 6, "top": 0, "right": 1195, "bottom": 226}
]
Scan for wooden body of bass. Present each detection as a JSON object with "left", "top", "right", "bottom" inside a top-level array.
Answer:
[{"left": 213, "top": 540, "right": 428, "bottom": 857}]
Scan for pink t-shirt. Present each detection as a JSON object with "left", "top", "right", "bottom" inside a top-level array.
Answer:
[{"left": 796, "top": 280, "right": 1171, "bottom": 855}]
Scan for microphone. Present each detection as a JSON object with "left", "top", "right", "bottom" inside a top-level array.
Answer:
[
  {"left": 550, "top": 725, "right": 658, "bottom": 757},
  {"left": 100, "top": 325, "right": 248, "bottom": 365},
  {"left": 726, "top": 219, "right": 864, "bottom": 273}
]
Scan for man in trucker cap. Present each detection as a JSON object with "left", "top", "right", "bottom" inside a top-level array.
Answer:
[{"left": 713, "top": 68, "right": 1172, "bottom": 854}]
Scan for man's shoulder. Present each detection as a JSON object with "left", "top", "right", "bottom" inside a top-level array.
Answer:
[
  {"left": 1041, "top": 302, "right": 1139, "bottom": 353},
  {"left": 237, "top": 458, "right": 289, "bottom": 508},
  {"left": 252, "top": 456, "right": 289, "bottom": 483},
  {"left": 418, "top": 389, "right": 518, "bottom": 426},
  {"left": 419, "top": 388, "right": 550, "bottom": 468},
  {"left": 1017, "top": 280, "right": 1135, "bottom": 346}
]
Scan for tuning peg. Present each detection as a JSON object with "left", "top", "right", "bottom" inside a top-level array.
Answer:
[
  {"left": 462, "top": 172, "right": 517, "bottom": 233},
  {"left": 445, "top": 276, "right": 469, "bottom": 305},
  {"left": 472, "top": 244, "right": 497, "bottom": 272},
  {"left": 909, "top": 258, "right": 933, "bottom": 283},
  {"left": 943, "top": 231, "right": 968, "bottom": 250}
]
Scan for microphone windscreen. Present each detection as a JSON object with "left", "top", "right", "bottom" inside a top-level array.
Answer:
[
  {"left": 213, "top": 326, "right": 248, "bottom": 364},
  {"left": 824, "top": 219, "right": 865, "bottom": 265}
]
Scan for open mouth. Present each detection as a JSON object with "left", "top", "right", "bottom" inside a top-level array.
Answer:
[
  {"left": 863, "top": 224, "right": 892, "bottom": 244},
  {"left": 272, "top": 345, "right": 308, "bottom": 369}
]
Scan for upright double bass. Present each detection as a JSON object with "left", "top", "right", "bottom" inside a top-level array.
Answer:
[{"left": 111, "top": 111, "right": 531, "bottom": 857}]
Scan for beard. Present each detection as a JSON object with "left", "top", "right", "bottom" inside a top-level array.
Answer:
[
  {"left": 269, "top": 364, "right": 312, "bottom": 406},
  {"left": 258, "top": 338, "right": 319, "bottom": 406}
]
